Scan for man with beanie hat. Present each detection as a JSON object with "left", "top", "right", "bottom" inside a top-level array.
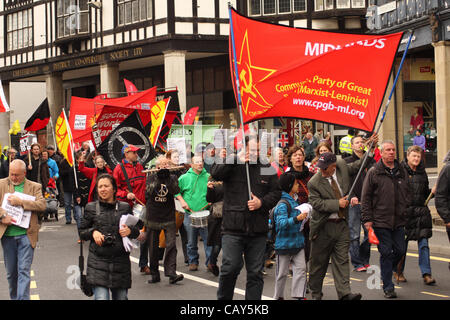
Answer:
[{"left": 307, "top": 148, "right": 375, "bottom": 300}]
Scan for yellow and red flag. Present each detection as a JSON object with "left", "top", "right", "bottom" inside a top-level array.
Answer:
[
  {"left": 229, "top": 8, "right": 403, "bottom": 132},
  {"left": 55, "top": 110, "right": 74, "bottom": 166},
  {"left": 150, "top": 97, "right": 171, "bottom": 147}
]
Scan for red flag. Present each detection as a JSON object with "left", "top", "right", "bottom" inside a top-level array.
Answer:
[
  {"left": 69, "top": 86, "right": 156, "bottom": 143},
  {"left": 183, "top": 107, "right": 199, "bottom": 125},
  {"left": 124, "top": 78, "right": 138, "bottom": 96},
  {"left": 0, "top": 80, "right": 9, "bottom": 112},
  {"left": 95, "top": 106, "right": 152, "bottom": 142},
  {"left": 229, "top": 9, "right": 403, "bottom": 132},
  {"left": 24, "top": 98, "right": 50, "bottom": 132}
]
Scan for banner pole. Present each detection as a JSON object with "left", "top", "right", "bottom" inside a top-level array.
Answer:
[
  {"left": 62, "top": 108, "right": 78, "bottom": 189},
  {"left": 49, "top": 116, "right": 58, "bottom": 151},
  {"left": 347, "top": 30, "right": 414, "bottom": 199},
  {"left": 229, "top": 5, "right": 252, "bottom": 201}
]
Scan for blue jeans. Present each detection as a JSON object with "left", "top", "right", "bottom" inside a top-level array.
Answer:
[
  {"left": 183, "top": 213, "right": 212, "bottom": 266},
  {"left": 64, "top": 192, "right": 80, "bottom": 226},
  {"left": 93, "top": 286, "right": 128, "bottom": 300},
  {"left": 399, "top": 238, "right": 432, "bottom": 276},
  {"left": 74, "top": 205, "right": 82, "bottom": 229},
  {"left": 1, "top": 235, "right": 35, "bottom": 300},
  {"left": 217, "top": 234, "right": 266, "bottom": 300},
  {"left": 373, "top": 227, "right": 406, "bottom": 292},
  {"left": 348, "top": 204, "right": 371, "bottom": 268}
]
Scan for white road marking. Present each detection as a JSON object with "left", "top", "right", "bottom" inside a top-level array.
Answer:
[
  {"left": 371, "top": 248, "right": 450, "bottom": 263},
  {"left": 129, "top": 256, "right": 274, "bottom": 300},
  {"left": 421, "top": 291, "right": 449, "bottom": 298}
]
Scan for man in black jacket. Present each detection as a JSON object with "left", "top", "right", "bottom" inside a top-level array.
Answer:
[
  {"left": 145, "top": 156, "right": 183, "bottom": 284},
  {"left": 435, "top": 152, "right": 450, "bottom": 271},
  {"left": 344, "top": 135, "right": 376, "bottom": 272},
  {"left": 361, "top": 140, "right": 411, "bottom": 299},
  {"left": 211, "top": 135, "right": 281, "bottom": 300}
]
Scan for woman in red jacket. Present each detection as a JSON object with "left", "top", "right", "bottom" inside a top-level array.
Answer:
[{"left": 78, "top": 152, "right": 112, "bottom": 203}]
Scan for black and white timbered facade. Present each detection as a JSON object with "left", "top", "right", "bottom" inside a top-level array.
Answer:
[{"left": 0, "top": 0, "right": 371, "bottom": 143}]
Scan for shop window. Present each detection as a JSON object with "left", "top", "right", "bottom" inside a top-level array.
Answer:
[
  {"left": 117, "top": 0, "right": 152, "bottom": 26},
  {"left": 186, "top": 71, "right": 193, "bottom": 94},
  {"left": 193, "top": 70, "right": 203, "bottom": 94},
  {"left": 204, "top": 68, "right": 215, "bottom": 92},
  {"left": 215, "top": 66, "right": 225, "bottom": 91},
  {"left": 57, "top": 0, "right": 89, "bottom": 39},
  {"left": 7, "top": 8, "right": 33, "bottom": 51}
]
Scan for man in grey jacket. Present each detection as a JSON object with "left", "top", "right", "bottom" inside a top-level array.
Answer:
[{"left": 307, "top": 152, "right": 364, "bottom": 300}]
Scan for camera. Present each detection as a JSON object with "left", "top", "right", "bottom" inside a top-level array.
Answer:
[{"left": 103, "top": 233, "right": 115, "bottom": 246}]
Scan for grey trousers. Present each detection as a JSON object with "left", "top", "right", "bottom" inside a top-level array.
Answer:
[
  {"left": 274, "top": 249, "right": 307, "bottom": 299},
  {"left": 309, "top": 220, "right": 351, "bottom": 300}
]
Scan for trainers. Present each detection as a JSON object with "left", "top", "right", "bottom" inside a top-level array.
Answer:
[
  {"left": 384, "top": 289, "right": 397, "bottom": 299},
  {"left": 140, "top": 266, "right": 151, "bottom": 275},
  {"left": 354, "top": 266, "right": 367, "bottom": 272},
  {"left": 188, "top": 264, "right": 198, "bottom": 271},
  {"left": 364, "top": 264, "right": 371, "bottom": 269},
  {"left": 169, "top": 274, "right": 184, "bottom": 284}
]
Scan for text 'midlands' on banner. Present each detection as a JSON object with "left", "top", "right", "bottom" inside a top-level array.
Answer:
[{"left": 229, "top": 9, "right": 403, "bottom": 132}]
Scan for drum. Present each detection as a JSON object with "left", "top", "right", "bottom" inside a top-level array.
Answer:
[
  {"left": 190, "top": 210, "right": 210, "bottom": 228},
  {"left": 132, "top": 203, "right": 146, "bottom": 220}
]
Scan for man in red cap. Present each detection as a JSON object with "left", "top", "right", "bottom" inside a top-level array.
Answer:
[{"left": 113, "top": 144, "right": 149, "bottom": 274}]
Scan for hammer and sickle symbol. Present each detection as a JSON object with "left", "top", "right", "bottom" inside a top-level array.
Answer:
[{"left": 240, "top": 62, "right": 257, "bottom": 98}]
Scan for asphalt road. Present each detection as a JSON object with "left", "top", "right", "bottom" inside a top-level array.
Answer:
[{"left": 0, "top": 211, "right": 449, "bottom": 301}]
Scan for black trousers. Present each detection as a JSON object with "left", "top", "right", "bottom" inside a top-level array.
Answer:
[{"left": 147, "top": 222, "right": 178, "bottom": 278}]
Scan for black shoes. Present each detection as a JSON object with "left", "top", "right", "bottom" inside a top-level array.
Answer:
[
  {"left": 169, "top": 274, "right": 184, "bottom": 284},
  {"left": 148, "top": 276, "right": 160, "bottom": 284},
  {"left": 340, "top": 293, "right": 362, "bottom": 301},
  {"left": 384, "top": 289, "right": 397, "bottom": 299},
  {"left": 207, "top": 264, "right": 220, "bottom": 276}
]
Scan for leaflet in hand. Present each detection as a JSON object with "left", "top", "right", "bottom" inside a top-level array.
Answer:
[
  {"left": 295, "top": 203, "right": 312, "bottom": 232},
  {"left": 1, "top": 192, "right": 35, "bottom": 229}
]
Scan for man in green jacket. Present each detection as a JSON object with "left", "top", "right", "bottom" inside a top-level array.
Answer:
[
  {"left": 307, "top": 152, "right": 365, "bottom": 300},
  {"left": 176, "top": 155, "right": 212, "bottom": 271}
]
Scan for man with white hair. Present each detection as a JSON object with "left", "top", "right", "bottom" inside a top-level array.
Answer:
[
  {"left": 361, "top": 140, "right": 411, "bottom": 299},
  {"left": 0, "top": 159, "right": 46, "bottom": 300}
]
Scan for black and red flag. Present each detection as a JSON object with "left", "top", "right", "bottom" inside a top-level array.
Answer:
[{"left": 25, "top": 98, "right": 50, "bottom": 131}]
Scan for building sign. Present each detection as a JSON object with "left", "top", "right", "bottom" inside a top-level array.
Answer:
[{"left": 1, "top": 46, "right": 146, "bottom": 81}]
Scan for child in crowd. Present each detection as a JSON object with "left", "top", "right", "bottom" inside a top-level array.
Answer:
[{"left": 273, "top": 173, "right": 312, "bottom": 300}]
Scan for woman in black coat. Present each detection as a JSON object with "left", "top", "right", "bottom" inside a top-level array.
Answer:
[
  {"left": 79, "top": 174, "right": 140, "bottom": 300},
  {"left": 397, "top": 146, "right": 436, "bottom": 285}
]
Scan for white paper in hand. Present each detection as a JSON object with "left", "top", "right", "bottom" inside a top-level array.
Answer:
[
  {"left": 120, "top": 215, "right": 137, "bottom": 252},
  {"left": 295, "top": 203, "right": 312, "bottom": 232}
]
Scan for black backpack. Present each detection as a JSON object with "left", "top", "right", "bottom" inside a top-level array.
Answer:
[{"left": 268, "top": 199, "right": 291, "bottom": 242}]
